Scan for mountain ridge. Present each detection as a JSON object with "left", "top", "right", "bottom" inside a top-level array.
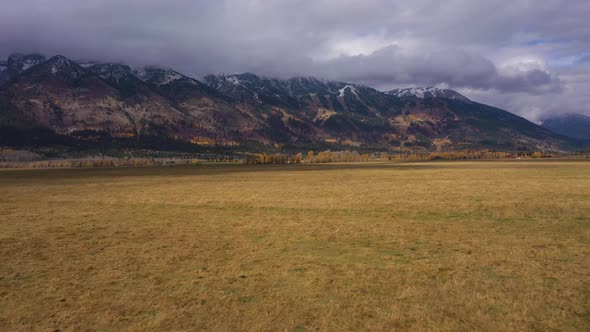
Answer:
[
  {"left": 541, "top": 113, "right": 590, "bottom": 140},
  {"left": 386, "top": 87, "right": 471, "bottom": 103},
  {"left": 0, "top": 53, "right": 581, "bottom": 153}
]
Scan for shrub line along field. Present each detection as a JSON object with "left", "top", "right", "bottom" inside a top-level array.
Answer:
[{"left": 0, "top": 161, "right": 589, "bottom": 330}]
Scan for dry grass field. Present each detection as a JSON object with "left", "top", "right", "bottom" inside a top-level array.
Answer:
[{"left": 0, "top": 161, "right": 589, "bottom": 331}]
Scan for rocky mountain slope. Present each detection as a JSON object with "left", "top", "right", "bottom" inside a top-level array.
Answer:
[{"left": 0, "top": 53, "right": 579, "bottom": 152}]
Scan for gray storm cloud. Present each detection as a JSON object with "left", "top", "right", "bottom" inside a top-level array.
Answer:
[
  {"left": 309, "top": 46, "right": 561, "bottom": 94},
  {"left": 0, "top": 0, "right": 588, "bottom": 119}
]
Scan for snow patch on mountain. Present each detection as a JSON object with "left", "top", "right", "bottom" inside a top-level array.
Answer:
[
  {"left": 338, "top": 85, "right": 358, "bottom": 97},
  {"left": 132, "top": 67, "right": 148, "bottom": 80},
  {"left": 227, "top": 76, "right": 241, "bottom": 85},
  {"left": 133, "top": 67, "right": 186, "bottom": 86},
  {"left": 390, "top": 87, "right": 438, "bottom": 98},
  {"left": 91, "top": 64, "right": 127, "bottom": 74},
  {"left": 7, "top": 54, "right": 47, "bottom": 75},
  {"left": 158, "top": 72, "right": 183, "bottom": 86},
  {"left": 386, "top": 87, "right": 470, "bottom": 102},
  {"left": 22, "top": 60, "right": 38, "bottom": 71},
  {"left": 79, "top": 62, "right": 97, "bottom": 68}
]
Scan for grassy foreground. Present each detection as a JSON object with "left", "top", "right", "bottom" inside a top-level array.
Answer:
[{"left": 0, "top": 161, "right": 589, "bottom": 331}]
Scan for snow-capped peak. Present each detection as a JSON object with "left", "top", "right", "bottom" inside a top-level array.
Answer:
[{"left": 386, "top": 87, "right": 469, "bottom": 102}]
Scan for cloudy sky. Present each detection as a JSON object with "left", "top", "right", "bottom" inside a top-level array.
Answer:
[{"left": 1, "top": 0, "right": 589, "bottom": 121}]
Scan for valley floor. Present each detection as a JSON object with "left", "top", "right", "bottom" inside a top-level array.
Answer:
[{"left": 0, "top": 161, "right": 589, "bottom": 330}]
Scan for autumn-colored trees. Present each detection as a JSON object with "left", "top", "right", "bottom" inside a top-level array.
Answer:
[
  {"left": 397, "top": 150, "right": 546, "bottom": 161},
  {"left": 243, "top": 153, "right": 303, "bottom": 165},
  {"left": 305, "top": 150, "right": 369, "bottom": 163},
  {"left": 0, "top": 148, "right": 559, "bottom": 169},
  {"left": 243, "top": 150, "right": 371, "bottom": 164},
  {"left": 242, "top": 149, "right": 545, "bottom": 165}
]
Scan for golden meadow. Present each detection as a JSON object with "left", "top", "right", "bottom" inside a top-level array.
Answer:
[{"left": 0, "top": 161, "right": 589, "bottom": 330}]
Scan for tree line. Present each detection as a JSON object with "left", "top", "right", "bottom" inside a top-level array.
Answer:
[
  {"left": 244, "top": 150, "right": 370, "bottom": 164},
  {"left": 397, "top": 150, "right": 550, "bottom": 161},
  {"left": 243, "top": 149, "right": 554, "bottom": 165}
]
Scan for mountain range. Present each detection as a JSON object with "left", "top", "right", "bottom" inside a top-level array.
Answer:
[
  {"left": 0, "top": 53, "right": 585, "bottom": 154},
  {"left": 541, "top": 114, "right": 590, "bottom": 141}
]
